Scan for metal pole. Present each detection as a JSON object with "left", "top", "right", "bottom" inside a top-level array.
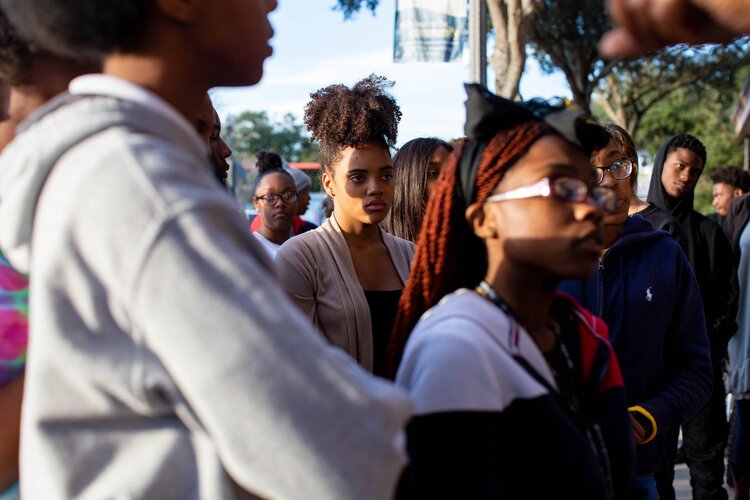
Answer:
[{"left": 469, "top": 0, "right": 487, "bottom": 86}]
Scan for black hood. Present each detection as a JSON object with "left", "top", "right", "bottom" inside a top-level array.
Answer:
[{"left": 647, "top": 135, "right": 695, "bottom": 220}]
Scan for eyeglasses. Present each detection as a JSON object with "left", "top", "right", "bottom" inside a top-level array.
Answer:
[
  {"left": 593, "top": 159, "right": 633, "bottom": 185},
  {"left": 485, "top": 176, "right": 617, "bottom": 212},
  {"left": 254, "top": 191, "right": 298, "bottom": 204}
]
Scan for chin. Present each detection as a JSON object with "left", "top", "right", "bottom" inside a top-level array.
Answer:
[{"left": 603, "top": 211, "right": 628, "bottom": 226}]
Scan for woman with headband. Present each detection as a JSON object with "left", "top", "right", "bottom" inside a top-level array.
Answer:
[{"left": 389, "top": 85, "right": 637, "bottom": 499}]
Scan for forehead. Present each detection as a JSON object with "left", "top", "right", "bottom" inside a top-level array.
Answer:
[
  {"left": 592, "top": 139, "right": 625, "bottom": 163},
  {"left": 339, "top": 144, "right": 392, "bottom": 170},
  {"left": 257, "top": 171, "right": 295, "bottom": 191},
  {"left": 502, "top": 134, "right": 589, "bottom": 183},
  {"left": 713, "top": 182, "right": 733, "bottom": 192},
  {"left": 666, "top": 147, "right": 703, "bottom": 167}
]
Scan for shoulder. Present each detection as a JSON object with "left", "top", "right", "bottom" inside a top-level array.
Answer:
[
  {"left": 382, "top": 230, "right": 415, "bottom": 256},
  {"left": 397, "top": 290, "right": 547, "bottom": 414}
]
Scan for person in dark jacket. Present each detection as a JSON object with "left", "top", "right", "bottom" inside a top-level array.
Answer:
[
  {"left": 560, "top": 128, "right": 713, "bottom": 500},
  {"left": 647, "top": 134, "right": 737, "bottom": 500}
]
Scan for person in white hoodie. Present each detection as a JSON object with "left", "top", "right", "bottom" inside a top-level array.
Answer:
[{"left": 0, "top": 1, "right": 411, "bottom": 499}]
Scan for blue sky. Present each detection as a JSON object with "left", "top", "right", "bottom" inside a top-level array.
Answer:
[{"left": 213, "top": 1, "right": 571, "bottom": 147}]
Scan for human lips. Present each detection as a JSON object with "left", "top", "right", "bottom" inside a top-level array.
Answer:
[{"left": 365, "top": 199, "right": 387, "bottom": 211}]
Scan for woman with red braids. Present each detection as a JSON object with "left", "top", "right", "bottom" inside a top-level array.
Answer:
[
  {"left": 275, "top": 75, "right": 414, "bottom": 376},
  {"left": 390, "top": 85, "right": 639, "bottom": 499}
]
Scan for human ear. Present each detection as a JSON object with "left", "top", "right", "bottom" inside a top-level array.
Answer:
[
  {"left": 322, "top": 171, "right": 335, "bottom": 198},
  {"left": 734, "top": 188, "right": 743, "bottom": 198},
  {"left": 466, "top": 202, "right": 498, "bottom": 239},
  {"left": 154, "top": 0, "right": 201, "bottom": 23}
]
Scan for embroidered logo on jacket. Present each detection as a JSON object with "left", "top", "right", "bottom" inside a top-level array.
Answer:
[{"left": 646, "top": 287, "right": 653, "bottom": 302}]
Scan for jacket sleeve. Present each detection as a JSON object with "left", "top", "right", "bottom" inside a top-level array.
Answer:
[
  {"left": 131, "top": 205, "right": 412, "bottom": 500},
  {"left": 634, "top": 251, "right": 712, "bottom": 433},
  {"left": 273, "top": 236, "right": 319, "bottom": 325}
]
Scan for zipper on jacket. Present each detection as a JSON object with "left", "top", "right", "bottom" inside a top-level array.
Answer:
[{"left": 596, "top": 251, "right": 606, "bottom": 318}]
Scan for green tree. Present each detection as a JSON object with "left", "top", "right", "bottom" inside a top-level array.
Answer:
[
  {"left": 226, "top": 110, "right": 318, "bottom": 164},
  {"left": 594, "top": 42, "right": 750, "bottom": 136},
  {"left": 527, "top": 0, "right": 614, "bottom": 112},
  {"left": 633, "top": 68, "right": 748, "bottom": 214}
]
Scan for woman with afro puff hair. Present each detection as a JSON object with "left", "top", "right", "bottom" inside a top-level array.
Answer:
[
  {"left": 275, "top": 74, "right": 414, "bottom": 376},
  {"left": 389, "top": 85, "right": 640, "bottom": 499}
]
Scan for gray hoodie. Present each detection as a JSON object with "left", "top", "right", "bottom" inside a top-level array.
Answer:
[{"left": 0, "top": 87, "right": 411, "bottom": 500}]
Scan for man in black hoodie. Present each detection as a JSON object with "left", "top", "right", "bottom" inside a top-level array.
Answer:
[{"left": 648, "top": 134, "right": 737, "bottom": 500}]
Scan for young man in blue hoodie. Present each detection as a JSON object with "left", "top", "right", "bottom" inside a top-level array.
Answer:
[{"left": 560, "top": 124, "right": 712, "bottom": 499}]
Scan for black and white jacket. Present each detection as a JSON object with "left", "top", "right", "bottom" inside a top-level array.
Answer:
[{"left": 395, "top": 289, "right": 637, "bottom": 499}]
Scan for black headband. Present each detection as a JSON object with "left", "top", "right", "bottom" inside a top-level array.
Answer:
[{"left": 456, "top": 83, "right": 609, "bottom": 209}]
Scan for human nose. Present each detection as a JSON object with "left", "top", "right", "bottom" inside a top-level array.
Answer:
[
  {"left": 267, "top": 0, "right": 278, "bottom": 14},
  {"left": 575, "top": 199, "right": 604, "bottom": 224},
  {"left": 598, "top": 168, "right": 617, "bottom": 188},
  {"left": 220, "top": 139, "right": 232, "bottom": 159},
  {"left": 367, "top": 178, "right": 384, "bottom": 195}
]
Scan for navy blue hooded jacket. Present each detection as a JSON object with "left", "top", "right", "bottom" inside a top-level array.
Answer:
[{"left": 560, "top": 215, "right": 712, "bottom": 475}]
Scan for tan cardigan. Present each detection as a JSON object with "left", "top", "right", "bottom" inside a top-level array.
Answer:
[{"left": 275, "top": 217, "right": 415, "bottom": 372}]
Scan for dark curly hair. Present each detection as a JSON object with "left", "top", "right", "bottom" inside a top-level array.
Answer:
[
  {"left": 709, "top": 166, "right": 750, "bottom": 193},
  {"left": 668, "top": 133, "right": 707, "bottom": 169},
  {"left": 254, "top": 150, "right": 293, "bottom": 194},
  {"left": 0, "top": 0, "right": 151, "bottom": 60},
  {"left": 304, "top": 74, "right": 401, "bottom": 172}
]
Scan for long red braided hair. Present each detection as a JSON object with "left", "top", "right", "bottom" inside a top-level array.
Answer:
[{"left": 385, "top": 121, "right": 549, "bottom": 378}]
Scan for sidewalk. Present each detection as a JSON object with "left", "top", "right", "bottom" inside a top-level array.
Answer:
[{"left": 674, "top": 463, "right": 734, "bottom": 499}]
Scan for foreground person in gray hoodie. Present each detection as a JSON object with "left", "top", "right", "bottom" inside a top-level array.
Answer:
[{"left": 0, "top": 1, "right": 412, "bottom": 499}]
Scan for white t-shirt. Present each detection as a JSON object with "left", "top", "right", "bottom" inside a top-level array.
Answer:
[{"left": 253, "top": 231, "right": 282, "bottom": 259}]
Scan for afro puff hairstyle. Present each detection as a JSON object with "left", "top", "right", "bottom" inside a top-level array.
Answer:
[
  {"left": 304, "top": 74, "right": 401, "bottom": 172},
  {"left": 0, "top": 0, "right": 151, "bottom": 61}
]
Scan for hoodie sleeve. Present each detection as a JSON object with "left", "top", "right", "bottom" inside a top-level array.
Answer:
[
  {"left": 633, "top": 250, "right": 712, "bottom": 434},
  {"left": 131, "top": 204, "right": 412, "bottom": 500}
]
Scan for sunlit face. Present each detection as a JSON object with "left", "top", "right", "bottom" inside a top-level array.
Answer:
[
  {"left": 323, "top": 142, "right": 394, "bottom": 227},
  {"left": 192, "top": 0, "right": 277, "bottom": 86},
  {"left": 209, "top": 111, "right": 232, "bottom": 180},
  {"left": 712, "top": 182, "right": 741, "bottom": 216},
  {"left": 661, "top": 147, "right": 704, "bottom": 198},
  {"left": 478, "top": 135, "right": 604, "bottom": 280},
  {"left": 253, "top": 171, "right": 297, "bottom": 234},
  {"left": 424, "top": 145, "right": 452, "bottom": 202},
  {"left": 591, "top": 139, "right": 634, "bottom": 227}
]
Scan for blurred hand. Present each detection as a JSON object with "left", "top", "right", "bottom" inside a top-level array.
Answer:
[
  {"left": 630, "top": 413, "right": 646, "bottom": 445},
  {"left": 600, "top": 0, "right": 750, "bottom": 59}
]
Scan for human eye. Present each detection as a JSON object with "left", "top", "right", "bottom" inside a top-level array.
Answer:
[
  {"left": 427, "top": 168, "right": 440, "bottom": 179},
  {"left": 264, "top": 194, "right": 278, "bottom": 203}
]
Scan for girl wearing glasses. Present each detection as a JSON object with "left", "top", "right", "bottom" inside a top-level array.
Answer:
[
  {"left": 559, "top": 124, "right": 712, "bottom": 499},
  {"left": 388, "top": 85, "right": 637, "bottom": 499},
  {"left": 252, "top": 152, "right": 298, "bottom": 259},
  {"left": 275, "top": 75, "right": 414, "bottom": 376}
]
